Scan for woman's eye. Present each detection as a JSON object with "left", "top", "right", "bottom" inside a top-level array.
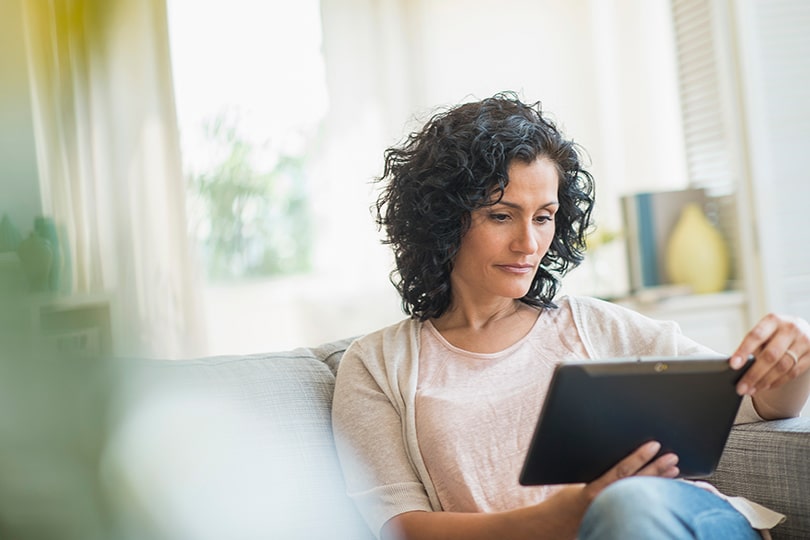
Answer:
[
  {"left": 489, "top": 213, "right": 510, "bottom": 222},
  {"left": 536, "top": 215, "right": 554, "bottom": 224}
]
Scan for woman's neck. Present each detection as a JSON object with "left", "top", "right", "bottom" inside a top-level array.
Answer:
[{"left": 431, "top": 300, "right": 541, "bottom": 354}]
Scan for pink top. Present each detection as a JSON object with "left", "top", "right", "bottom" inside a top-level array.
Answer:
[{"left": 415, "top": 299, "right": 588, "bottom": 512}]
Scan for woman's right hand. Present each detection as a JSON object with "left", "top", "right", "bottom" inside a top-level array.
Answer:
[
  {"left": 534, "top": 441, "right": 680, "bottom": 539},
  {"left": 511, "top": 441, "right": 680, "bottom": 540},
  {"left": 583, "top": 440, "right": 679, "bottom": 503}
]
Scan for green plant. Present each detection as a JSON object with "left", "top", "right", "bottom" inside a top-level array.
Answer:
[{"left": 186, "top": 114, "right": 313, "bottom": 280}]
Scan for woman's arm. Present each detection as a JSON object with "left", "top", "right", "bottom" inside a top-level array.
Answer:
[
  {"left": 332, "top": 338, "right": 437, "bottom": 535},
  {"left": 382, "top": 487, "right": 586, "bottom": 540},
  {"left": 381, "top": 441, "right": 679, "bottom": 540},
  {"left": 730, "top": 313, "right": 810, "bottom": 419}
]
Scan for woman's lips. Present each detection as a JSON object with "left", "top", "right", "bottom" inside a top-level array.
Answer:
[{"left": 498, "top": 264, "right": 535, "bottom": 274}]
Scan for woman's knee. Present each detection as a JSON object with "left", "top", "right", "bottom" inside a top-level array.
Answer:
[
  {"left": 579, "top": 477, "right": 686, "bottom": 539},
  {"left": 588, "top": 477, "right": 670, "bottom": 518}
]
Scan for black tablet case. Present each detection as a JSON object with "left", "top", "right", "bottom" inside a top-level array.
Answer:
[{"left": 519, "top": 356, "right": 753, "bottom": 485}]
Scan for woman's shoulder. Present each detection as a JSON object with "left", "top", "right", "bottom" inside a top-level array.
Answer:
[
  {"left": 559, "top": 294, "right": 685, "bottom": 358},
  {"left": 561, "top": 294, "right": 621, "bottom": 310},
  {"left": 339, "top": 317, "right": 422, "bottom": 372},
  {"left": 562, "top": 294, "right": 667, "bottom": 324},
  {"left": 349, "top": 317, "right": 421, "bottom": 351}
]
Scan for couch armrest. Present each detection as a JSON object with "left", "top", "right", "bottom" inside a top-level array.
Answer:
[{"left": 706, "top": 417, "right": 810, "bottom": 540}]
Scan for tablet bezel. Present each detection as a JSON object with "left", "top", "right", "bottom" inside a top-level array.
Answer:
[{"left": 518, "top": 355, "right": 753, "bottom": 486}]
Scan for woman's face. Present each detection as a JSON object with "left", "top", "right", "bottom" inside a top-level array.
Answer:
[{"left": 450, "top": 157, "right": 559, "bottom": 306}]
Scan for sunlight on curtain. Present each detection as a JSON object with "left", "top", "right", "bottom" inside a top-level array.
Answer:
[{"left": 22, "top": 0, "right": 205, "bottom": 358}]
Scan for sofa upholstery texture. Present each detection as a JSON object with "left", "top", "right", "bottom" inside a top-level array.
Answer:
[{"left": 126, "top": 338, "right": 810, "bottom": 539}]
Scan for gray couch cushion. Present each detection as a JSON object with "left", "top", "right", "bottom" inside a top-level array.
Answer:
[
  {"left": 105, "top": 340, "right": 372, "bottom": 540},
  {"left": 708, "top": 418, "right": 810, "bottom": 540}
]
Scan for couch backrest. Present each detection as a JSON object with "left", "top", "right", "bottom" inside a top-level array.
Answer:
[{"left": 104, "top": 338, "right": 374, "bottom": 540}]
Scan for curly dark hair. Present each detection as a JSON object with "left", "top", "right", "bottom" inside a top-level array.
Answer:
[{"left": 375, "top": 92, "right": 595, "bottom": 320}]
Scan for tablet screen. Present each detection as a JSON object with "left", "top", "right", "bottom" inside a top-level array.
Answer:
[{"left": 519, "top": 355, "right": 753, "bottom": 485}]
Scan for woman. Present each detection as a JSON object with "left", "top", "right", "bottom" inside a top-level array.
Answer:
[{"left": 332, "top": 92, "right": 810, "bottom": 540}]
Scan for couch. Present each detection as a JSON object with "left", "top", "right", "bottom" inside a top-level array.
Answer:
[{"left": 108, "top": 338, "right": 810, "bottom": 540}]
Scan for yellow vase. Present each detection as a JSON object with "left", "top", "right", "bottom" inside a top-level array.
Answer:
[{"left": 665, "top": 203, "right": 730, "bottom": 294}]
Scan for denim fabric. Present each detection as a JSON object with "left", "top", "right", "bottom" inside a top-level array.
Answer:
[{"left": 579, "top": 477, "right": 760, "bottom": 540}]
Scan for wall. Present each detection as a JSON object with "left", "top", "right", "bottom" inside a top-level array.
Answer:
[
  {"left": 0, "top": 0, "right": 42, "bottom": 235},
  {"left": 734, "top": 0, "right": 810, "bottom": 322}
]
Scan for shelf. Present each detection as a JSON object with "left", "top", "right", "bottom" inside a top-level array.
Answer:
[{"left": 27, "top": 293, "right": 113, "bottom": 357}]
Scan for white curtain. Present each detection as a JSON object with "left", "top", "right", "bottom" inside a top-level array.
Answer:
[{"left": 22, "top": 0, "right": 205, "bottom": 358}]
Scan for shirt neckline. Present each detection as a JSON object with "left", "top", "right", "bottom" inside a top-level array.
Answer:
[{"left": 423, "top": 307, "right": 548, "bottom": 359}]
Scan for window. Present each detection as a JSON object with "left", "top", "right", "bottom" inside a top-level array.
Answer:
[{"left": 167, "top": 0, "right": 402, "bottom": 354}]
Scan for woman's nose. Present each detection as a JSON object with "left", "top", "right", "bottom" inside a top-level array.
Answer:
[{"left": 512, "top": 222, "right": 539, "bottom": 253}]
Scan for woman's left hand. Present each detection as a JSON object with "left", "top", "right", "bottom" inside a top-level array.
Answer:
[{"left": 731, "top": 313, "right": 810, "bottom": 397}]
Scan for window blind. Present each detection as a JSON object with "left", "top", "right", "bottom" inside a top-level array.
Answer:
[{"left": 671, "top": 0, "right": 735, "bottom": 197}]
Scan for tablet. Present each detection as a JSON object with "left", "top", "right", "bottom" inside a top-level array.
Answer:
[{"left": 519, "top": 355, "right": 754, "bottom": 485}]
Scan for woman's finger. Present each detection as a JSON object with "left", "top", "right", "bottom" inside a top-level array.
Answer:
[
  {"left": 749, "top": 348, "right": 807, "bottom": 392},
  {"left": 732, "top": 314, "right": 808, "bottom": 395},
  {"left": 636, "top": 452, "right": 680, "bottom": 478},
  {"left": 731, "top": 313, "right": 781, "bottom": 369},
  {"left": 752, "top": 349, "right": 801, "bottom": 391},
  {"left": 587, "top": 441, "right": 661, "bottom": 493}
]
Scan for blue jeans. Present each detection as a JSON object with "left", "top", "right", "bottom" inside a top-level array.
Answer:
[{"left": 578, "top": 477, "right": 761, "bottom": 540}]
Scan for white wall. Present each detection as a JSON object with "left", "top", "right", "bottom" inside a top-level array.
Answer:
[{"left": 733, "top": 0, "right": 810, "bottom": 322}]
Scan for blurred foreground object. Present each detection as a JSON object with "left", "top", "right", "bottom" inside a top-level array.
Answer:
[
  {"left": 100, "top": 347, "right": 370, "bottom": 540},
  {"left": 0, "top": 287, "right": 114, "bottom": 539}
]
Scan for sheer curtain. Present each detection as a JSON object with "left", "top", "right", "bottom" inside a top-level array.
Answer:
[{"left": 22, "top": 0, "right": 204, "bottom": 358}]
